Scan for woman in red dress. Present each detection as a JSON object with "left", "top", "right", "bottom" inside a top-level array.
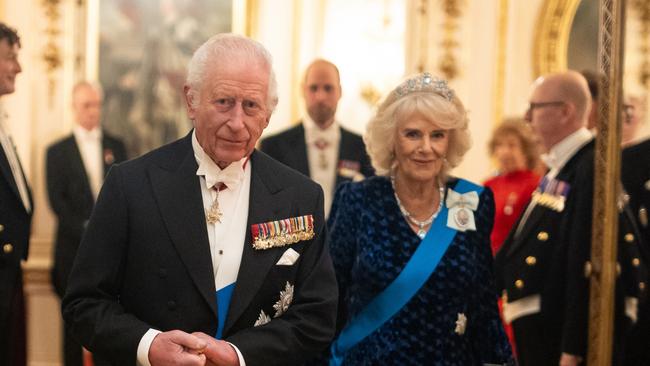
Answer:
[
  {"left": 484, "top": 118, "right": 542, "bottom": 355},
  {"left": 484, "top": 118, "right": 542, "bottom": 255}
]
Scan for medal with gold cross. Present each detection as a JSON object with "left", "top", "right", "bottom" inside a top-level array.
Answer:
[{"left": 206, "top": 185, "right": 225, "bottom": 224}]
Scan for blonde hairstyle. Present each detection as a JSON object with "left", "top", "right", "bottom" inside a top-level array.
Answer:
[
  {"left": 365, "top": 74, "right": 471, "bottom": 178},
  {"left": 488, "top": 117, "right": 540, "bottom": 170}
]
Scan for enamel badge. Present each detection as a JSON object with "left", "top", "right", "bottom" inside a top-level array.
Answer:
[{"left": 446, "top": 189, "right": 479, "bottom": 232}]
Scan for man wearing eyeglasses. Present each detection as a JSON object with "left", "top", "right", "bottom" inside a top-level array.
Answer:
[{"left": 495, "top": 71, "right": 645, "bottom": 366}]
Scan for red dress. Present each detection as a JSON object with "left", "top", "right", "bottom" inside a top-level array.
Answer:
[{"left": 484, "top": 170, "right": 541, "bottom": 255}]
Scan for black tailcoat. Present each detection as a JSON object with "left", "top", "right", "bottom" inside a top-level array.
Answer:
[
  {"left": 46, "top": 132, "right": 127, "bottom": 297},
  {"left": 62, "top": 132, "right": 337, "bottom": 365},
  {"left": 0, "top": 135, "right": 32, "bottom": 364}
]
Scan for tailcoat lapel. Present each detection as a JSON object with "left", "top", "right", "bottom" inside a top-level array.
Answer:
[
  {"left": 149, "top": 138, "right": 218, "bottom": 318},
  {"left": 68, "top": 137, "right": 94, "bottom": 204},
  {"left": 0, "top": 144, "right": 20, "bottom": 201},
  {"left": 0, "top": 137, "right": 32, "bottom": 213},
  {"left": 292, "top": 124, "right": 310, "bottom": 176},
  {"left": 224, "top": 150, "right": 294, "bottom": 334}
]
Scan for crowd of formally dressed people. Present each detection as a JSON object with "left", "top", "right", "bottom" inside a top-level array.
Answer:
[{"left": 1, "top": 19, "right": 650, "bottom": 366}]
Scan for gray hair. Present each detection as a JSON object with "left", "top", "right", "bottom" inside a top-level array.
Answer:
[
  {"left": 72, "top": 81, "right": 104, "bottom": 100},
  {"left": 365, "top": 77, "right": 471, "bottom": 178},
  {"left": 186, "top": 33, "right": 278, "bottom": 112}
]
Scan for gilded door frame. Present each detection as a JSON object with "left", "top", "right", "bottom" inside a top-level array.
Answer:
[{"left": 533, "top": 0, "right": 582, "bottom": 77}]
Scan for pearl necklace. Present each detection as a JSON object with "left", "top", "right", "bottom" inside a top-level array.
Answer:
[{"left": 391, "top": 176, "right": 445, "bottom": 239}]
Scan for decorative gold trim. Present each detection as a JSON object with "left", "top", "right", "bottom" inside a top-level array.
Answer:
[
  {"left": 42, "top": 0, "right": 63, "bottom": 107},
  {"left": 233, "top": 0, "right": 258, "bottom": 37},
  {"left": 416, "top": 0, "right": 429, "bottom": 72},
  {"left": 438, "top": 0, "right": 463, "bottom": 80},
  {"left": 290, "top": 0, "right": 304, "bottom": 124},
  {"left": 245, "top": 0, "right": 259, "bottom": 38},
  {"left": 493, "top": 0, "right": 509, "bottom": 127},
  {"left": 630, "top": 0, "right": 650, "bottom": 86},
  {"left": 588, "top": 1, "right": 625, "bottom": 364},
  {"left": 533, "top": 0, "right": 581, "bottom": 77}
]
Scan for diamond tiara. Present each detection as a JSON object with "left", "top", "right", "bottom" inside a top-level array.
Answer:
[{"left": 393, "top": 72, "right": 454, "bottom": 101}]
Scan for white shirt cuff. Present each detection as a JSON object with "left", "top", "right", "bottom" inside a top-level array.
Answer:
[
  {"left": 136, "top": 328, "right": 162, "bottom": 366},
  {"left": 227, "top": 341, "right": 246, "bottom": 366}
]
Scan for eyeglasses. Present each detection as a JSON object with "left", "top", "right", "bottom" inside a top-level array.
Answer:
[{"left": 527, "top": 101, "right": 565, "bottom": 113}]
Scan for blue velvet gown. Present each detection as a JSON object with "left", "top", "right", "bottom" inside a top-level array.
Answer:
[{"left": 326, "top": 176, "right": 514, "bottom": 365}]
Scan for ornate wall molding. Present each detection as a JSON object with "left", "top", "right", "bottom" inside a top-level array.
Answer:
[
  {"left": 438, "top": 0, "right": 463, "bottom": 80},
  {"left": 493, "top": 0, "right": 509, "bottom": 127},
  {"left": 533, "top": 0, "right": 581, "bottom": 77},
  {"left": 416, "top": 0, "right": 429, "bottom": 73},
  {"left": 630, "top": 0, "right": 650, "bottom": 86},
  {"left": 42, "top": 0, "right": 62, "bottom": 107}
]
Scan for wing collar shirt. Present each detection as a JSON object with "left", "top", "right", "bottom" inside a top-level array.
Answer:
[
  {"left": 72, "top": 125, "right": 103, "bottom": 200},
  {"left": 540, "top": 127, "right": 593, "bottom": 179},
  {"left": 0, "top": 105, "right": 31, "bottom": 213},
  {"left": 303, "top": 115, "right": 340, "bottom": 217},
  {"left": 137, "top": 130, "right": 251, "bottom": 366}
]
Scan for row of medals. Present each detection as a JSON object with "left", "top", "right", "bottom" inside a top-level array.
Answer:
[{"left": 254, "top": 230, "right": 315, "bottom": 250}]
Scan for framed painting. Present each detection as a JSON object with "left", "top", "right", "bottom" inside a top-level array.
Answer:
[{"left": 97, "top": 0, "right": 237, "bottom": 156}]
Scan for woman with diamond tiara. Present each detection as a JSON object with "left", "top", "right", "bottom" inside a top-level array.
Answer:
[{"left": 324, "top": 73, "right": 514, "bottom": 365}]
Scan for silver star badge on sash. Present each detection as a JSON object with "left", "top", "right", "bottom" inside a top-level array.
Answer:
[
  {"left": 254, "top": 309, "right": 271, "bottom": 327},
  {"left": 455, "top": 313, "right": 467, "bottom": 335},
  {"left": 273, "top": 282, "right": 294, "bottom": 318}
]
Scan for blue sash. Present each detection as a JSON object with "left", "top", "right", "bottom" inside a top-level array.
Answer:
[
  {"left": 329, "top": 179, "right": 483, "bottom": 365},
  {"left": 215, "top": 283, "right": 235, "bottom": 339}
]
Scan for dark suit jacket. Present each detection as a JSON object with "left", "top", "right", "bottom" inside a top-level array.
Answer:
[
  {"left": 621, "top": 139, "right": 650, "bottom": 366},
  {"left": 259, "top": 123, "right": 374, "bottom": 193},
  {"left": 622, "top": 139, "right": 650, "bottom": 249},
  {"left": 0, "top": 137, "right": 32, "bottom": 362},
  {"left": 62, "top": 132, "right": 337, "bottom": 366},
  {"left": 46, "top": 132, "right": 127, "bottom": 297},
  {"left": 495, "top": 140, "right": 645, "bottom": 365}
]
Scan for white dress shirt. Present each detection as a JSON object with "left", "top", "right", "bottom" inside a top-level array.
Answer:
[
  {"left": 303, "top": 116, "right": 340, "bottom": 217},
  {"left": 137, "top": 130, "right": 250, "bottom": 366},
  {"left": 72, "top": 125, "right": 103, "bottom": 200},
  {"left": 0, "top": 107, "right": 31, "bottom": 213}
]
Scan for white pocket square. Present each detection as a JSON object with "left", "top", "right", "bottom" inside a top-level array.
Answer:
[{"left": 276, "top": 248, "right": 300, "bottom": 266}]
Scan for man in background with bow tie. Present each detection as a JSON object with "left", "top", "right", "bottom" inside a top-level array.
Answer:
[
  {"left": 260, "top": 59, "right": 373, "bottom": 217},
  {"left": 46, "top": 81, "right": 126, "bottom": 366},
  {"left": 63, "top": 34, "right": 337, "bottom": 366},
  {"left": 495, "top": 71, "right": 645, "bottom": 366},
  {"left": 0, "top": 22, "right": 31, "bottom": 366}
]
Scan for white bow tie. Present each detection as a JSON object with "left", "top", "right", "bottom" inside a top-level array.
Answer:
[{"left": 197, "top": 158, "right": 245, "bottom": 189}]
